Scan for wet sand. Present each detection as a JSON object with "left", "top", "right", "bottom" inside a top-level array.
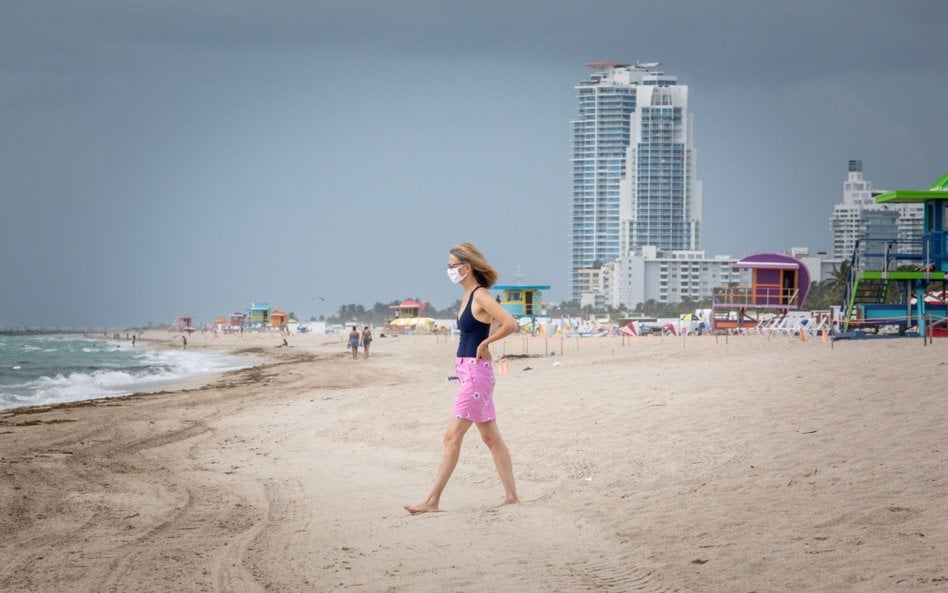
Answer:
[{"left": 1, "top": 330, "right": 946, "bottom": 592}]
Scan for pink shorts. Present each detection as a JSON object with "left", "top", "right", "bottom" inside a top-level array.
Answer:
[{"left": 452, "top": 357, "right": 496, "bottom": 423}]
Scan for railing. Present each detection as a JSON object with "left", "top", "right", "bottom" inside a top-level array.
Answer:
[
  {"left": 712, "top": 287, "right": 800, "bottom": 307},
  {"left": 852, "top": 233, "right": 946, "bottom": 274}
]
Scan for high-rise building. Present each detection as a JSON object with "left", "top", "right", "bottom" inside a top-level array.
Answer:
[
  {"left": 830, "top": 160, "right": 922, "bottom": 259},
  {"left": 570, "top": 62, "right": 701, "bottom": 300},
  {"left": 620, "top": 75, "right": 701, "bottom": 256}
]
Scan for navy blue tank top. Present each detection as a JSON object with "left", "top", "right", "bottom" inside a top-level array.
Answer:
[{"left": 457, "top": 287, "right": 491, "bottom": 358}]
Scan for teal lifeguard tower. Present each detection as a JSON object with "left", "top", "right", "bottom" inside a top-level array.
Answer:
[
  {"left": 842, "top": 173, "right": 948, "bottom": 336},
  {"left": 246, "top": 303, "right": 271, "bottom": 330},
  {"left": 493, "top": 284, "right": 550, "bottom": 335}
]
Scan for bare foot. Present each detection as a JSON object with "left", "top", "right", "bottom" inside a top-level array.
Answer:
[
  {"left": 497, "top": 496, "right": 520, "bottom": 508},
  {"left": 404, "top": 501, "right": 439, "bottom": 515}
]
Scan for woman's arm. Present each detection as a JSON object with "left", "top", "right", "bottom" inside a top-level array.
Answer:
[{"left": 472, "top": 288, "right": 518, "bottom": 360}]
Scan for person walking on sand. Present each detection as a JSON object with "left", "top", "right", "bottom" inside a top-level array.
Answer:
[
  {"left": 361, "top": 326, "right": 372, "bottom": 359},
  {"left": 348, "top": 326, "right": 360, "bottom": 360},
  {"left": 405, "top": 242, "right": 520, "bottom": 514}
]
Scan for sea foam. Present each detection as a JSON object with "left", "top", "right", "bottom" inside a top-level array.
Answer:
[{"left": 0, "top": 337, "right": 254, "bottom": 411}]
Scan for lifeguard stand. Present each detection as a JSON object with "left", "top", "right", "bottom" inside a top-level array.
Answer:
[
  {"left": 711, "top": 253, "right": 810, "bottom": 331},
  {"left": 247, "top": 303, "right": 270, "bottom": 330},
  {"left": 493, "top": 284, "right": 550, "bottom": 335},
  {"left": 842, "top": 173, "right": 948, "bottom": 335},
  {"left": 270, "top": 307, "right": 289, "bottom": 330},
  {"left": 388, "top": 299, "right": 426, "bottom": 319}
]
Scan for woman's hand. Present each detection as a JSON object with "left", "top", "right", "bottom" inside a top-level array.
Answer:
[{"left": 475, "top": 341, "right": 492, "bottom": 361}]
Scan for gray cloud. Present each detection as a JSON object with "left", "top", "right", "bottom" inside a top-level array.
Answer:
[{"left": 1, "top": 1, "right": 946, "bottom": 326}]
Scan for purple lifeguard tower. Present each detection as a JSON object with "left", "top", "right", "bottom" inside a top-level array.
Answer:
[{"left": 711, "top": 253, "right": 811, "bottom": 331}]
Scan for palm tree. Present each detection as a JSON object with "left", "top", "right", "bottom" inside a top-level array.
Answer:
[{"left": 805, "top": 260, "right": 851, "bottom": 310}]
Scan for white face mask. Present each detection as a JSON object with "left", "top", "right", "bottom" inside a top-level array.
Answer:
[{"left": 447, "top": 265, "right": 467, "bottom": 284}]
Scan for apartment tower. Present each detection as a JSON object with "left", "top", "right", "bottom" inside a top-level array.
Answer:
[
  {"left": 830, "top": 160, "right": 922, "bottom": 258},
  {"left": 570, "top": 62, "right": 701, "bottom": 299}
]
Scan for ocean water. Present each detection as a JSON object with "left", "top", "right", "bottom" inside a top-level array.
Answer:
[{"left": 0, "top": 335, "right": 253, "bottom": 411}]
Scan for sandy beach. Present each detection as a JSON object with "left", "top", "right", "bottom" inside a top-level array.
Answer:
[{"left": 1, "top": 330, "right": 947, "bottom": 592}]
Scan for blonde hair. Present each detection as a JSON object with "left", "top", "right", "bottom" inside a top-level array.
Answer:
[{"left": 450, "top": 242, "right": 499, "bottom": 288}]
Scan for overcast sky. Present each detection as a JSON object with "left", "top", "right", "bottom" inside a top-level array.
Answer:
[{"left": 2, "top": 0, "right": 946, "bottom": 327}]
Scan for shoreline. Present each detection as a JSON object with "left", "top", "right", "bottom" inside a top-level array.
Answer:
[
  {"left": 0, "top": 331, "right": 269, "bottom": 414},
  {"left": 1, "top": 334, "right": 946, "bottom": 592}
]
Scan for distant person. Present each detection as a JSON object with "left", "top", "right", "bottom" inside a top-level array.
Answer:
[
  {"left": 405, "top": 242, "right": 519, "bottom": 515},
  {"left": 348, "top": 326, "right": 360, "bottom": 360},
  {"left": 182, "top": 335, "right": 187, "bottom": 349},
  {"left": 131, "top": 334, "right": 136, "bottom": 347},
  {"left": 361, "top": 326, "right": 372, "bottom": 359}
]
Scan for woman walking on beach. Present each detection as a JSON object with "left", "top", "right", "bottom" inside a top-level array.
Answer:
[
  {"left": 405, "top": 242, "right": 520, "bottom": 514},
  {"left": 361, "top": 326, "right": 372, "bottom": 359},
  {"left": 348, "top": 326, "right": 360, "bottom": 360}
]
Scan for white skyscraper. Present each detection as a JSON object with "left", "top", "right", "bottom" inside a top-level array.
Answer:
[
  {"left": 620, "top": 77, "right": 701, "bottom": 254},
  {"left": 830, "top": 160, "right": 922, "bottom": 259},
  {"left": 570, "top": 62, "right": 701, "bottom": 300}
]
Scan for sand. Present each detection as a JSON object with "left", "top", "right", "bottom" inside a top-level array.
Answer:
[{"left": 1, "top": 329, "right": 947, "bottom": 592}]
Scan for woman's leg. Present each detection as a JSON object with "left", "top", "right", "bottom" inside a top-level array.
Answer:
[
  {"left": 475, "top": 420, "right": 519, "bottom": 505},
  {"left": 405, "top": 418, "right": 473, "bottom": 514}
]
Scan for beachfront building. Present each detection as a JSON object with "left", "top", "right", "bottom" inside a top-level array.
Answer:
[
  {"left": 830, "top": 160, "right": 922, "bottom": 259},
  {"left": 571, "top": 61, "right": 701, "bottom": 301},
  {"left": 619, "top": 74, "right": 701, "bottom": 254},
  {"left": 603, "top": 247, "right": 746, "bottom": 309},
  {"left": 574, "top": 267, "right": 603, "bottom": 302}
]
